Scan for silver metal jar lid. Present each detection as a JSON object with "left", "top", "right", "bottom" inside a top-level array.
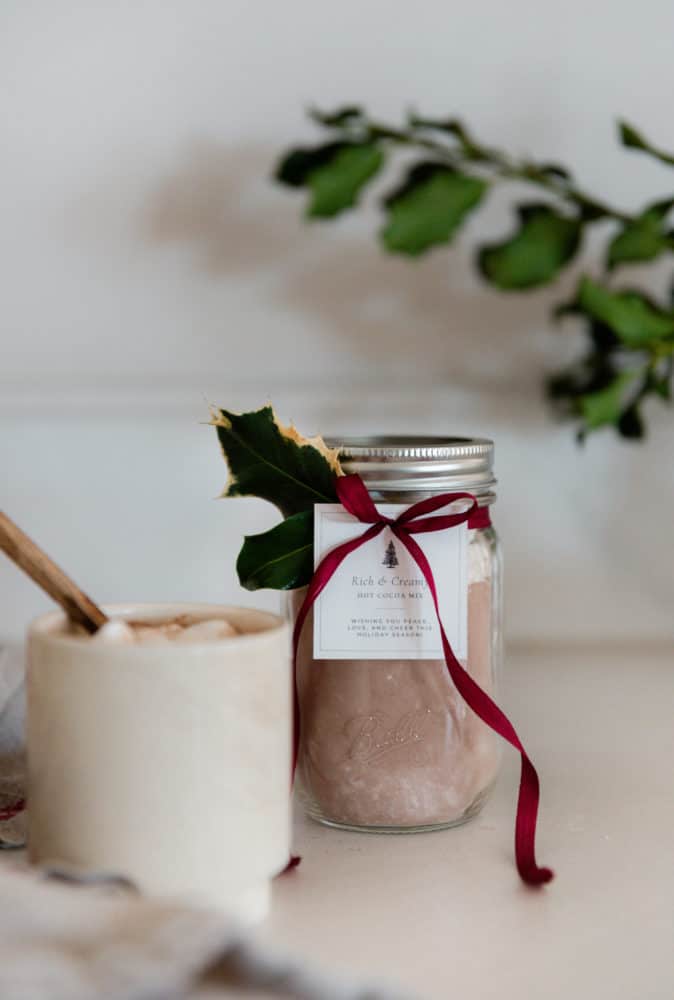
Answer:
[{"left": 326, "top": 436, "right": 496, "bottom": 500}]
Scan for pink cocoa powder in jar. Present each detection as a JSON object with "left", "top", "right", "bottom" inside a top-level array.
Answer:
[
  {"left": 289, "top": 435, "right": 503, "bottom": 833},
  {"left": 291, "top": 529, "right": 501, "bottom": 830}
]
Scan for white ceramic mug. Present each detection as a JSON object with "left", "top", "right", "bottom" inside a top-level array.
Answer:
[{"left": 27, "top": 603, "right": 291, "bottom": 923}]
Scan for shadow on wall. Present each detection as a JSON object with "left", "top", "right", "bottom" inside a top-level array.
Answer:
[
  {"left": 145, "top": 142, "right": 300, "bottom": 277},
  {"left": 142, "top": 140, "right": 587, "bottom": 392}
]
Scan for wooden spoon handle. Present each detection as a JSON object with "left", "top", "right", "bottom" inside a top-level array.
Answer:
[{"left": 0, "top": 511, "right": 107, "bottom": 634}]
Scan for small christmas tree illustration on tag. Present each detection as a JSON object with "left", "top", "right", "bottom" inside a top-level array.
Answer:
[{"left": 383, "top": 540, "right": 399, "bottom": 568}]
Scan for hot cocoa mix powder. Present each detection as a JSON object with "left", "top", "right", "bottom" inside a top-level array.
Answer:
[{"left": 292, "top": 567, "right": 500, "bottom": 830}]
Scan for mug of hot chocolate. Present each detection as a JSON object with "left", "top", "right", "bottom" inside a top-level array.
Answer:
[
  {"left": 25, "top": 603, "right": 291, "bottom": 921},
  {"left": 0, "top": 510, "right": 292, "bottom": 922}
]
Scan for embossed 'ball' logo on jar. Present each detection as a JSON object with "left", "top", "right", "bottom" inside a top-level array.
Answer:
[{"left": 344, "top": 708, "right": 434, "bottom": 764}]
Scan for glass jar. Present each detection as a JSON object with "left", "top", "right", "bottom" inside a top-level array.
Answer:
[{"left": 288, "top": 436, "right": 503, "bottom": 833}]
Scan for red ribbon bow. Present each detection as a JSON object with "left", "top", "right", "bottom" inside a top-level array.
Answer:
[{"left": 293, "top": 474, "right": 553, "bottom": 887}]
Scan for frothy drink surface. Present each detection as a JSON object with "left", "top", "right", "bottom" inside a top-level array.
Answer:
[{"left": 70, "top": 616, "right": 238, "bottom": 645}]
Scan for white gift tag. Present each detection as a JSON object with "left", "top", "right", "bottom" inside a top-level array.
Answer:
[{"left": 312, "top": 503, "right": 468, "bottom": 661}]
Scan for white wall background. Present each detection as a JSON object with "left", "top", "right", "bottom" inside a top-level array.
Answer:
[{"left": 1, "top": 0, "right": 673, "bottom": 644}]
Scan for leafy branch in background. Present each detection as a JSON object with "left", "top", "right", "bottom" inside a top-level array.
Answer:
[{"left": 275, "top": 108, "right": 674, "bottom": 440}]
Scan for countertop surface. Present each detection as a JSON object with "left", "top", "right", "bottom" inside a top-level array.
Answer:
[
  {"left": 260, "top": 645, "right": 674, "bottom": 1000},
  {"left": 2, "top": 645, "right": 672, "bottom": 999}
]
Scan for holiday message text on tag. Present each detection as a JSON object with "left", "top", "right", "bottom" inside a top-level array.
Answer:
[{"left": 312, "top": 503, "right": 468, "bottom": 661}]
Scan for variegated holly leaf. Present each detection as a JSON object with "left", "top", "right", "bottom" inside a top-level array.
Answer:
[
  {"left": 236, "top": 511, "right": 314, "bottom": 591},
  {"left": 213, "top": 405, "right": 341, "bottom": 518},
  {"left": 214, "top": 406, "right": 342, "bottom": 591}
]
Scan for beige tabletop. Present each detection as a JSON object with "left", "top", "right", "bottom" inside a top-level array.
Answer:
[
  {"left": 2, "top": 645, "right": 672, "bottom": 999},
  {"left": 262, "top": 645, "right": 674, "bottom": 1000}
]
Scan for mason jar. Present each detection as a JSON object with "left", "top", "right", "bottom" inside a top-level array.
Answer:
[{"left": 287, "top": 436, "right": 503, "bottom": 833}]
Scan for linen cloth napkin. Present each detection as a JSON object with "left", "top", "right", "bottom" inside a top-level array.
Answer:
[
  {"left": 0, "top": 644, "right": 26, "bottom": 848},
  {"left": 0, "top": 647, "right": 411, "bottom": 1000},
  {"left": 0, "top": 861, "right": 410, "bottom": 1000}
]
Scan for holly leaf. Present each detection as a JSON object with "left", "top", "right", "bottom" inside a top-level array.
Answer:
[
  {"left": 618, "top": 121, "right": 674, "bottom": 167},
  {"left": 547, "top": 348, "right": 618, "bottom": 409},
  {"left": 653, "top": 371, "right": 672, "bottom": 401},
  {"left": 408, "top": 115, "right": 467, "bottom": 137},
  {"left": 588, "top": 320, "right": 620, "bottom": 351},
  {"left": 645, "top": 357, "right": 673, "bottom": 401},
  {"left": 380, "top": 163, "right": 487, "bottom": 256},
  {"left": 276, "top": 141, "right": 344, "bottom": 187},
  {"left": 237, "top": 511, "right": 314, "bottom": 591},
  {"left": 579, "top": 370, "right": 642, "bottom": 431},
  {"left": 407, "top": 117, "right": 473, "bottom": 147},
  {"left": 616, "top": 403, "right": 645, "bottom": 439},
  {"left": 213, "top": 405, "right": 341, "bottom": 517},
  {"left": 537, "top": 162, "right": 572, "bottom": 181},
  {"left": 407, "top": 117, "right": 492, "bottom": 163},
  {"left": 607, "top": 199, "right": 674, "bottom": 270},
  {"left": 477, "top": 204, "right": 581, "bottom": 289},
  {"left": 310, "top": 106, "right": 364, "bottom": 127},
  {"left": 654, "top": 378, "right": 672, "bottom": 400},
  {"left": 573, "top": 276, "right": 674, "bottom": 348},
  {"left": 275, "top": 141, "right": 383, "bottom": 218}
]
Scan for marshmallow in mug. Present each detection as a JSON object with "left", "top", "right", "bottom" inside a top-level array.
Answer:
[{"left": 92, "top": 617, "right": 238, "bottom": 645}]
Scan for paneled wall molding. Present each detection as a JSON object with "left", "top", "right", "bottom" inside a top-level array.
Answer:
[
  {"left": 0, "top": 377, "right": 541, "bottom": 426},
  {"left": 2, "top": 384, "right": 673, "bottom": 644}
]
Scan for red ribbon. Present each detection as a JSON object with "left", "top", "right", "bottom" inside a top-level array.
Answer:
[
  {"left": 292, "top": 474, "right": 553, "bottom": 887},
  {"left": 0, "top": 798, "right": 25, "bottom": 822}
]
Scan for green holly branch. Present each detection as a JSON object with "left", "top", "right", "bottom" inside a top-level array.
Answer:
[{"left": 274, "top": 108, "right": 674, "bottom": 441}]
